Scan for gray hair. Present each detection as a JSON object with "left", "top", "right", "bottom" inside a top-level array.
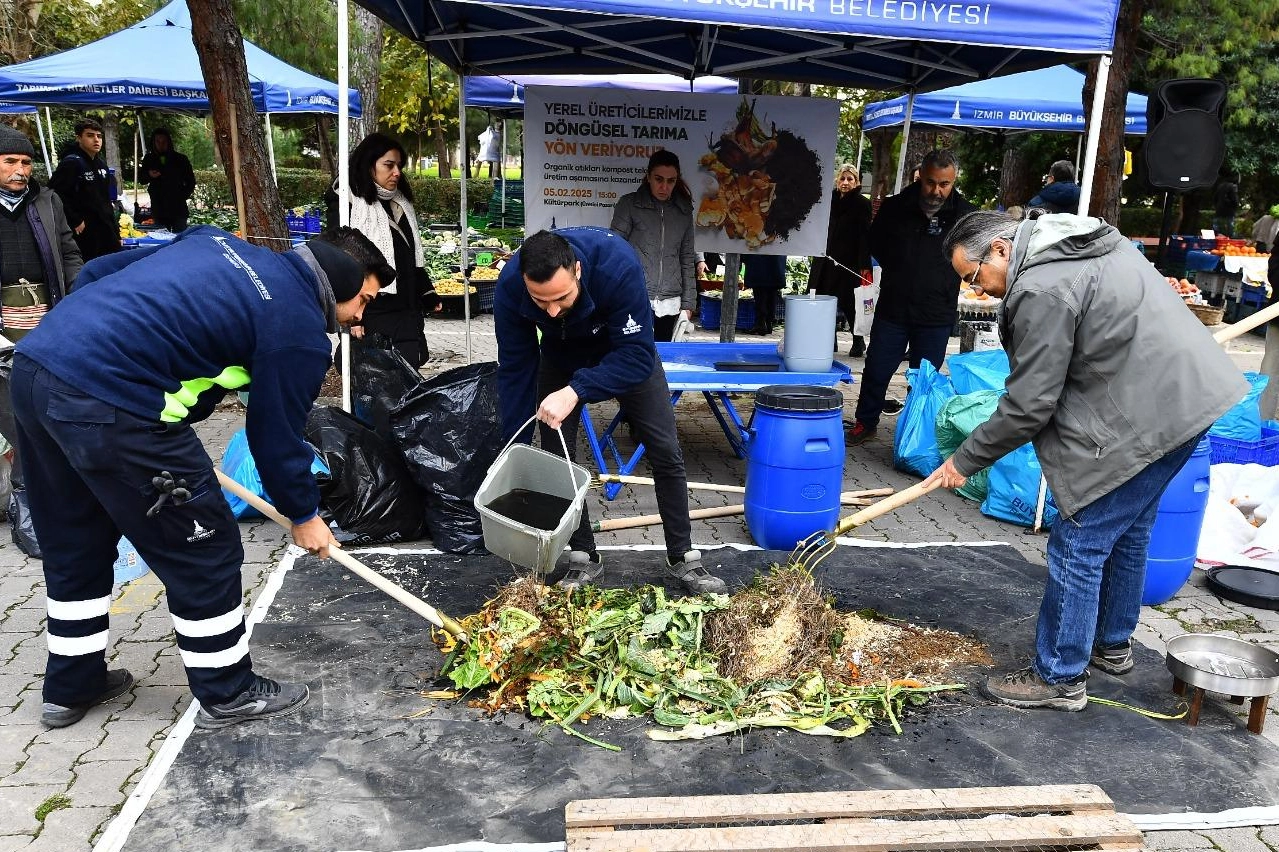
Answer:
[
  {"left": 943, "top": 210, "right": 1020, "bottom": 262},
  {"left": 920, "top": 149, "right": 959, "bottom": 174}
]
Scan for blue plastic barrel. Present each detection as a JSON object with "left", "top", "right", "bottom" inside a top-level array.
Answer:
[
  {"left": 1143, "top": 437, "right": 1211, "bottom": 605},
  {"left": 745, "top": 385, "right": 845, "bottom": 550}
]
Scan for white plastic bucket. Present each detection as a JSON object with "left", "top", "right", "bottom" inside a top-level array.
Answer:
[
  {"left": 474, "top": 416, "right": 591, "bottom": 577},
  {"left": 783, "top": 294, "right": 837, "bottom": 373}
]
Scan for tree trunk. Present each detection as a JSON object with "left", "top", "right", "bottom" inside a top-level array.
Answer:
[
  {"left": 188, "top": 0, "right": 288, "bottom": 249},
  {"left": 1082, "top": 0, "right": 1143, "bottom": 225},
  {"left": 999, "top": 138, "right": 1036, "bottom": 210},
  {"left": 316, "top": 116, "right": 337, "bottom": 176},
  {"left": 0, "top": 0, "right": 41, "bottom": 64},
  {"left": 102, "top": 112, "right": 122, "bottom": 195},
  {"left": 433, "top": 116, "right": 452, "bottom": 179},
  {"left": 868, "top": 128, "right": 895, "bottom": 207},
  {"left": 352, "top": 5, "right": 383, "bottom": 140}
]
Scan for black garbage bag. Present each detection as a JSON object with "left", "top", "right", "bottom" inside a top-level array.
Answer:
[
  {"left": 304, "top": 406, "right": 429, "bottom": 545},
  {"left": 391, "top": 362, "right": 502, "bottom": 554},
  {"left": 9, "top": 488, "right": 40, "bottom": 558},
  {"left": 348, "top": 336, "right": 424, "bottom": 441}
]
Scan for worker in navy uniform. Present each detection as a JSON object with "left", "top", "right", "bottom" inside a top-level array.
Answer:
[
  {"left": 493, "top": 228, "right": 727, "bottom": 595},
  {"left": 15, "top": 225, "right": 392, "bottom": 730}
]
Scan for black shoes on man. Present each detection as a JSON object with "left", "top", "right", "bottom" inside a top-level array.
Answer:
[
  {"left": 194, "top": 675, "right": 310, "bottom": 730},
  {"left": 41, "top": 669, "right": 135, "bottom": 728}
]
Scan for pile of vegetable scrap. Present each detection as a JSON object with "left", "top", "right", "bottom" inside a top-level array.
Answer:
[{"left": 431, "top": 565, "right": 990, "bottom": 751}]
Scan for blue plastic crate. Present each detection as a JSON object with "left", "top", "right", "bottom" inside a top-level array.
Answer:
[
  {"left": 698, "top": 297, "right": 755, "bottom": 330},
  {"left": 1209, "top": 424, "right": 1279, "bottom": 466}
]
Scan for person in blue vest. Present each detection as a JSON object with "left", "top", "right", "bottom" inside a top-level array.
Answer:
[
  {"left": 1027, "top": 160, "right": 1080, "bottom": 215},
  {"left": 16, "top": 225, "right": 392, "bottom": 730},
  {"left": 493, "top": 228, "right": 727, "bottom": 595}
]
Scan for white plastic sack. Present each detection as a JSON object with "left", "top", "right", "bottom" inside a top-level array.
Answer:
[
  {"left": 1198, "top": 463, "right": 1279, "bottom": 572},
  {"left": 852, "top": 282, "right": 879, "bottom": 337}
]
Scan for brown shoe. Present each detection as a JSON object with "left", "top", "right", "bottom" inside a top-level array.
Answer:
[{"left": 983, "top": 666, "right": 1087, "bottom": 711}]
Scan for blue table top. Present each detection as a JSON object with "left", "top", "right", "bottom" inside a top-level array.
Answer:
[
  {"left": 1186, "top": 250, "right": 1221, "bottom": 272},
  {"left": 657, "top": 342, "right": 853, "bottom": 392}
]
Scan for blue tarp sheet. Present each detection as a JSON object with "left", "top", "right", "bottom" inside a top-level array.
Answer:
[
  {"left": 356, "top": 0, "right": 1123, "bottom": 93},
  {"left": 862, "top": 65, "right": 1146, "bottom": 134},
  {"left": 0, "top": 0, "right": 360, "bottom": 115},
  {"left": 464, "top": 73, "right": 738, "bottom": 114}
]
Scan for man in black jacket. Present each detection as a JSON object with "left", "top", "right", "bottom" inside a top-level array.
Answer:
[
  {"left": 848, "top": 149, "right": 976, "bottom": 445},
  {"left": 139, "top": 127, "right": 196, "bottom": 232},
  {"left": 49, "top": 118, "right": 120, "bottom": 261}
]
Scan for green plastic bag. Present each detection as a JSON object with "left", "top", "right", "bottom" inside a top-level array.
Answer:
[{"left": 935, "top": 390, "right": 1003, "bottom": 502}]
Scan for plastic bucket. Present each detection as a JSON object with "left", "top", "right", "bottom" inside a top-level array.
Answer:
[
  {"left": 744, "top": 385, "right": 845, "bottom": 549},
  {"left": 474, "top": 418, "right": 591, "bottom": 576},
  {"left": 782, "top": 294, "right": 837, "bottom": 373},
  {"left": 1143, "top": 437, "right": 1211, "bottom": 605}
]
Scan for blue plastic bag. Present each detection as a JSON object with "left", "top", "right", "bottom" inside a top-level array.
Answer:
[
  {"left": 219, "top": 429, "right": 329, "bottom": 519},
  {"left": 893, "top": 361, "right": 955, "bottom": 477},
  {"left": 113, "top": 537, "right": 150, "bottom": 584},
  {"left": 981, "top": 442, "right": 1059, "bottom": 528},
  {"left": 948, "top": 349, "right": 1010, "bottom": 394},
  {"left": 1208, "top": 371, "right": 1268, "bottom": 442}
]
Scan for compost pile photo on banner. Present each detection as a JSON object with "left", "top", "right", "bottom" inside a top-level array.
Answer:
[{"left": 525, "top": 86, "right": 838, "bottom": 257}]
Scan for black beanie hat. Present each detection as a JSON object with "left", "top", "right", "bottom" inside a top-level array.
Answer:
[
  {"left": 307, "top": 238, "right": 366, "bottom": 302},
  {"left": 0, "top": 126, "right": 35, "bottom": 158}
]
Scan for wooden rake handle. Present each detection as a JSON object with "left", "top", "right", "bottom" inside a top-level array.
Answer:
[
  {"left": 1213, "top": 299, "right": 1279, "bottom": 344},
  {"left": 828, "top": 479, "right": 944, "bottom": 539},
  {"left": 214, "top": 469, "right": 468, "bottom": 643}
]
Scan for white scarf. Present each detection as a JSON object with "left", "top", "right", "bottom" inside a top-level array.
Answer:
[{"left": 345, "top": 186, "right": 424, "bottom": 295}]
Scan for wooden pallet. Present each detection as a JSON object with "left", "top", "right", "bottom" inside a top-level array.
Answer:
[{"left": 564, "top": 784, "right": 1145, "bottom": 852}]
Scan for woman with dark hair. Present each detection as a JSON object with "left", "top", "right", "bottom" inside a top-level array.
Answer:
[
  {"left": 325, "top": 132, "right": 439, "bottom": 367},
  {"left": 609, "top": 150, "right": 696, "bottom": 342}
]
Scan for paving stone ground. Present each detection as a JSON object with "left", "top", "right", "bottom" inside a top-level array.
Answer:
[{"left": 0, "top": 314, "right": 1274, "bottom": 850}]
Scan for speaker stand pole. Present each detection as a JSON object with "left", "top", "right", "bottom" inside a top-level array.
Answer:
[{"left": 1156, "top": 191, "right": 1176, "bottom": 271}]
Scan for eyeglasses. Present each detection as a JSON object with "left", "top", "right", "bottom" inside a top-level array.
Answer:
[{"left": 962, "top": 259, "right": 984, "bottom": 288}]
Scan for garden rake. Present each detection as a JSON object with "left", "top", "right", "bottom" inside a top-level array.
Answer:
[{"left": 789, "top": 479, "right": 943, "bottom": 572}]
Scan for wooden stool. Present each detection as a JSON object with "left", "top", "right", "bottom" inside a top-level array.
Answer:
[{"left": 1173, "top": 676, "right": 1272, "bottom": 734}]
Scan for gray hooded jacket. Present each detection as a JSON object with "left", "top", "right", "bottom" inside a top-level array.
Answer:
[
  {"left": 609, "top": 184, "right": 696, "bottom": 312},
  {"left": 951, "top": 214, "right": 1248, "bottom": 517}
]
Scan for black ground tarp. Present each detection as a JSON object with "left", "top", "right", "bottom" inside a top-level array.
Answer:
[{"left": 124, "top": 544, "right": 1279, "bottom": 852}]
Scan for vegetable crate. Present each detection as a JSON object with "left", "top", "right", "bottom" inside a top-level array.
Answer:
[
  {"left": 699, "top": 297, "right": 755, "bottom": 331},
  {"left": 1209, "top": 424, "right": 1279, "bottom": 466},
  {"left": 286, "top": 211, "right": 322, "bottom": 236},
  {"left": 565, "top": 783, "right": 1144, "bottom": 852}
]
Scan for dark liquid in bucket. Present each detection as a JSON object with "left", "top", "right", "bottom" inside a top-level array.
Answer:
[{"left": 485, "top": 488, "right": 573, "bottom": 532}]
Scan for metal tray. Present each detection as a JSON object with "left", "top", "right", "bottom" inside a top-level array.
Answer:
[{"left": 1166, "top": 633, "right": 1279, "bottom": 697}]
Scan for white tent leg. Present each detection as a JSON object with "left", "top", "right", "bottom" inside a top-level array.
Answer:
[
  {"left": 44, "top": 108, "right": 55, "bottom": 165},
  {"left": 132, "top": 122, "right": 141, "bottom": 214},
  {"left": 1076, "top": 133, "right": 1083, "bottom": 173},
  {"left": 500, "top": 118, "right": 507, "bottom": 215},
  {"left": 460, "top": 85, "right": 472, "bottom": 365},
  {"left": 855, "top": 128, "right": 865, "bottom": 176},
  {"left": 1077, "top": 54, "right": 1111, "bottom": 216},
  {"left": 893, "top": 92, "right": 916, "bottom": 193},
  {"left": 337, "top": 0, "right": 352, "bottom": 411},
  {"left": 34, "top": 109, "right": 50, "bottom": 175},
  {"left": 264, "top": 114, "right": 277, "bottom": 184}
]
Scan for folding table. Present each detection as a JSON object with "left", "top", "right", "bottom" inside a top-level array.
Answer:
[{"left": 580, "top": 342, "right": 854, "bottom": 499}]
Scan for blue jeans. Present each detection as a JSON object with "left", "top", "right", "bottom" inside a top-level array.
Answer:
[
  {"left": 854, "top": 316, "right": 952, "bottom": 429},
  {"left": 1034, "top": 432, "right": 1205, "bottom": 683}
]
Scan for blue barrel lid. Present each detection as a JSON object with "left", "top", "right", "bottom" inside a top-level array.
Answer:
[{"left": 756, "top": 384, "right": 843, "bottom": 412}]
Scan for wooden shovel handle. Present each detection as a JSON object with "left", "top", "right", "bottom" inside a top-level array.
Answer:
[
  {"left": 214, "top": 469, "right": 468, "bottom": 642},
  {"left": 829, "top": 479, "right": 943, "bottom": 539}
]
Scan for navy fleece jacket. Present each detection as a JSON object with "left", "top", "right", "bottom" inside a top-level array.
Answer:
[
  {"left": 494, "top": 227, "right": 656, "bottom": 441},
  {"left": 18, "top": 226, "right": 332, "bottom": 523}
]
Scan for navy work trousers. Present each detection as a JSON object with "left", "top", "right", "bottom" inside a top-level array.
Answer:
[{"left": 11, "top": 355, "right": 254, "bottom": 706}]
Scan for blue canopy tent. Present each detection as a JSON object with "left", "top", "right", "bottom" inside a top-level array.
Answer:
[
  {"left": 464, "top": 73, "right": 738, "bottom": 115},
  {"left": 0, "top": 0, "right": 361, "bottom": 116},
  {"left": 331, "top": 0, "right": 1121, "bottom": 362},
  {"left": 862, "top": 65, "right": 1147, "bottom": 134}
]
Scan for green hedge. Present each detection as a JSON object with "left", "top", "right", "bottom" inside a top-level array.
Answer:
[{"left": 191, "top": 168, "right": 497, "bottom": 223}]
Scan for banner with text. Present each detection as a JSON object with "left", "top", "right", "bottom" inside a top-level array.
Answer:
[{"left": 525, "top": 86, "right": 838, "bottom": 257}]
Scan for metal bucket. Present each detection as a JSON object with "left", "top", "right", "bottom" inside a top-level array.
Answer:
[{"left": 474, "top": 418, "right": 591, "bottom": 577}]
